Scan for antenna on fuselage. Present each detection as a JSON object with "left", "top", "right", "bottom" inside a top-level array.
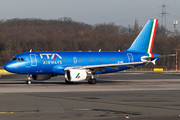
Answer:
[
  {"left": 118, "top": 50, "right": 120, "bottom": 52},
  {"left": 30, "top": 49, "right": 32, "bottom": 52},
  {"left": 99, "top": 49, "right": 101, "bottom": 52}
]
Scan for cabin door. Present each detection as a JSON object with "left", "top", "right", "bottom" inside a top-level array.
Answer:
[
  {"left": 127, "top": 53, "right": 133, "bottom": 62},
  {"left": 30, "top": 54, "right": 37, "bottom": 66}
]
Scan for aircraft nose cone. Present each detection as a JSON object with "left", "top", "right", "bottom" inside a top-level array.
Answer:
[
  {"left": 4, "top": 62, "right": 10, "bottom": 71},
  {"left": 4, "top": 62, "right": 15, "bottom": 73}
]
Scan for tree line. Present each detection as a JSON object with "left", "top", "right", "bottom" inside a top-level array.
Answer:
[{"left": 0, "top": 17, "right": 179, "bottom": 70}]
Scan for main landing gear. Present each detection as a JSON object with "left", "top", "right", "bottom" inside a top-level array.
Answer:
[{"left": 88, "top": 76, "right": 97, "bottom": 84}]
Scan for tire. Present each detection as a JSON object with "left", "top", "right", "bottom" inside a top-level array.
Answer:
[
  {"left": 91, "top": 78, "right": 97, "bottom": 84},
  {"left": 88, "top": 78, "right": 97, "bottom": 84},
  {"left": 88, "top": 79, "right": 92, "bottom": 84},
  {"left": 26, "top": 80, "right": 31, "bottom": 84}
]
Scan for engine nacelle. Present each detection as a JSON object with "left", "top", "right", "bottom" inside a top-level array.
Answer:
[
  {"left": 32, "top": 74, "right": 52, "bottom": 81},
  {"left": 65, "top": 69, "right": 87, "bottom": 82}
]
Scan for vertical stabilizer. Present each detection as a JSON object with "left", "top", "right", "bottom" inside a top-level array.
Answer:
[{"left": 126, "top": 19, "right": 158, "bottom": 53}]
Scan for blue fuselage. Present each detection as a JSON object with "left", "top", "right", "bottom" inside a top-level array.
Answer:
[{"left": 4, "top": 51, "right": 160, "bottom": 75}]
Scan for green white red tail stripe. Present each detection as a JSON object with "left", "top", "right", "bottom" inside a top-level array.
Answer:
[{"left": 146, "top": 19, "right": 158, "bottom": 54}]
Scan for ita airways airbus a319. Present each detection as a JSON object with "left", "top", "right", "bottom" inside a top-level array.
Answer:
[{"left": 3, "top": 19, "right": 173, "bottom": 84}]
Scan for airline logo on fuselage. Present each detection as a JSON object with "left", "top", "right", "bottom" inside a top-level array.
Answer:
[
  {"left": 40, "top": 53, "right": 63, "bottom": 65},
  {"left": 40, "top": 53, "right": 62, "bottom": 59}
]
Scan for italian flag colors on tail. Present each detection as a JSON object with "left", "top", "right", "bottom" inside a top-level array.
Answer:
[
  {"left": 146, "top": 19, "right": 158, "bottom": 54},
  {"left": 126, "top": 19, "right": 158, "bottom": 55}
]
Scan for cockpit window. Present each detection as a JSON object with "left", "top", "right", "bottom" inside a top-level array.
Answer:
[
  {"left": 11, "top": 58, "right": 17, "bottom": 61},
  {"left": 11, "top": 57, "right": 25, "bottom": 61}
]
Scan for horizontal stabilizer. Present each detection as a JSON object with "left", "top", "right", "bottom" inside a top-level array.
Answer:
[
  {"left": 143, "top": 54, "right": 175, "bottom": 60},
  {"left": 142, "top": 54, "right": 175, "bottom": 65}
]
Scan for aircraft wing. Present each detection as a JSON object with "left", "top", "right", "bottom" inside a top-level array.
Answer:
[
  {"left": 64, "top": 61, "right": 145, "bottom": 73},
  {"left": 64, "top": 54, "right": 175, "bottom": 73},
  {"left": 81, "top": 62, "right": 144, "bottom": 69}
]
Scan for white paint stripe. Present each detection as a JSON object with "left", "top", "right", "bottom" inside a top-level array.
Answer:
[{"left": 148, "top": 19, "right": 156, "bottom": 53}]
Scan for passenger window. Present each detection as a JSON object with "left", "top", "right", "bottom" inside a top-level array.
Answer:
[{"left": 17, "top": 58, "right": 20, "bottom": 61}]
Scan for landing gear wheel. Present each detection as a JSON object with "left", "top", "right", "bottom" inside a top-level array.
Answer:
[
  {"left": 88, "top": 78, "right": 97, "bottom": 84},
  {"left": 26, "top": 76, "right": 32, "bottom": 84},
  {"left": 26, "top": 80, "right": 31, "bottom": 84},
  {"left": 88, "top": 79, "right": 92, "bottom": 84},
  {"left": 91, "top": 78, "right": 97, "bottom": 84}
]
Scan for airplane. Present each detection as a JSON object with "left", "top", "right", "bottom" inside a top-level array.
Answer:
[{"left": 4, "top": 19, "right": 166, "bottom": 84}]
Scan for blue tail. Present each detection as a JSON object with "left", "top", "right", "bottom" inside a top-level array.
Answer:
[{"left": 126, "top": 19, "right": 158, "bottom": 53}]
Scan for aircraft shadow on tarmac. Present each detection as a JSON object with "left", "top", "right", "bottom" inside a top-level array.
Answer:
[
  {"left": 0, "top": 78, "right": 126, "bottom": 85},
  {"left": 1, "top": 73, "right": 180, "bottom": 85}
]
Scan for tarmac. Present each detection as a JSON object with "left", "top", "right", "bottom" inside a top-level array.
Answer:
[{"left": 0, "top": 73, "right": 180, "bottom": 120}]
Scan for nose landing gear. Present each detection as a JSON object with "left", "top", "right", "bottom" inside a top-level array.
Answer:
[{"left": 26, "top": 74, "right": 32, "bottom": 84}]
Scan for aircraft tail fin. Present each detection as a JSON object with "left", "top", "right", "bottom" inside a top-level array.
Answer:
[{"left": 126, "top": 19, "right": 158, "bottom": 53}]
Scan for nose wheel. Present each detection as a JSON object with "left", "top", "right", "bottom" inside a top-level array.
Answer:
[
  {"left": 26, "top": 74, "right": 32, "bottom": 84},
  {"left": 26, "top": 79, "right": 31, "bottom": 84}
]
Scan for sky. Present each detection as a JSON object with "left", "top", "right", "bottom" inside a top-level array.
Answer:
[{"left": 0, "top": 0, "right": 180, "bottom": 30}]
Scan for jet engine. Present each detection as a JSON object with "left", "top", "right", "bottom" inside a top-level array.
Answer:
[
  {"left": 65, "top": 69, "right": 88, "bottom": 82},
  {"left": 31, "top": 74, "right": 52, "bottom": 81}
]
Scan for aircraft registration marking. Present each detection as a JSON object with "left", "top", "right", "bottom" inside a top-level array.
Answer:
[{"left": 43, "top": 61, "right": 62, "bottom": 65}]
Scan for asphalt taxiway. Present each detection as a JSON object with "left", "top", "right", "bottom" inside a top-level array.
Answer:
[{"left": 0, "top": 73, "right": 180, "bottom": 120}]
